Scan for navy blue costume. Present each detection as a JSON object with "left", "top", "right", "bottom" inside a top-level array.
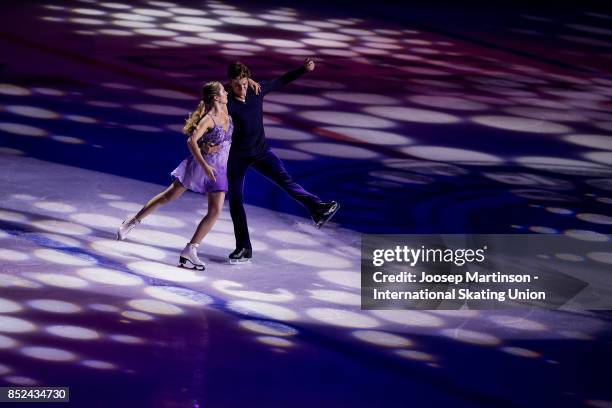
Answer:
[{"left": 226, "top": 66, "right": 322, "bottom": 250}]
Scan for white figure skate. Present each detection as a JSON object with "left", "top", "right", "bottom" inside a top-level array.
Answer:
[
  {"left": 179, "top": 243, "right": 206, "bottom": 271},
  {"left": 117, "top": 215, "right": 140, "bottom": 241}
]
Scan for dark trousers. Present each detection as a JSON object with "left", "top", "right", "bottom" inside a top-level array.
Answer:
[{"left": 228, "top": 149, "right": 322, "bottom": 249}]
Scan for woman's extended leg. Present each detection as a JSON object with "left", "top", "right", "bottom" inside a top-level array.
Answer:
[
  {"left": 179, "top": 191, "right": 225, "bottom": 270},
  {"left": 117, "top": 180, "right": 187, "bottom": 240},
  {"left": 134, "top": 179, "right": 187, "bottom": 221}
]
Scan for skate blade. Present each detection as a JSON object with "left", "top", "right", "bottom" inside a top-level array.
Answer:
[
  {"left": 178, "top": 263, "right": 206, "bottom": 271},
  {"left": 229, "top": 258, "right": 252, "bottom": 265},
  {"left": 178, "top": 258, "right": 205, "bottom": 271}
]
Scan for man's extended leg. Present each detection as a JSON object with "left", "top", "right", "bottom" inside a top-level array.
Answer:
[
  {"left": 252, "top": 149, "right": 339, "bottom": 227},
  {"left": 228, "top": 154, "right": 254, "bottom": 260},
  {"left": 252, "top": 149, "right": 321, "bottom": 211}
]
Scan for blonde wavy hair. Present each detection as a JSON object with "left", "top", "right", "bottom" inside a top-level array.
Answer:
[{"left": 183, "top": 81, "right": 223, "bottom": 136}]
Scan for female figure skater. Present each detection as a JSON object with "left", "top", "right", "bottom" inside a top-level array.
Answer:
[{"left": 116, "top": 81, "right": 233, "bottom": 271}]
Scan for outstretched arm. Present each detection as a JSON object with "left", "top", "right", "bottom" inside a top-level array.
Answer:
[{"left": 261, "top": 57, "right": 315, "bottom": 95}]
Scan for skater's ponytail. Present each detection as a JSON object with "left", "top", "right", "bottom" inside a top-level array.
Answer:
[
  {"left": 183, "top": 81, "right": 222, "bottom": 136},
  {"left": 183, "top": 100, "right": 206, "bottom": 136}
]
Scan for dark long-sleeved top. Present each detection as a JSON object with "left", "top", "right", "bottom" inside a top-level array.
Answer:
[{"left": 227, "top": 66, "right": 307, "bottom": 157}]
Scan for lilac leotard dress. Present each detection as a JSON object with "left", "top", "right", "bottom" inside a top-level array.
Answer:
[{"left": 171, "top": 115, "right": 233, "bottom": 193}]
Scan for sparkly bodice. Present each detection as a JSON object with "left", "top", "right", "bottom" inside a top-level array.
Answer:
[{"left": 198, "top": 117, "right": 233, "bottom": 152}]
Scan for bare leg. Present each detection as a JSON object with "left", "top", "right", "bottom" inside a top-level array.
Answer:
[
  {"left": 134, "top": 180, "right": 187, "bottom": 221},
  {"left": 190, "top": 191, "right": 225, "bottom": 244}
]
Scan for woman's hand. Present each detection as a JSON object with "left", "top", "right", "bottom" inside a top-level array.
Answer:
[
  {"left": 204, "top": 164, "right": 217, "bottom": 183},
  {"left": 248, "top": 78, "right": 261, "bottom": 95}
]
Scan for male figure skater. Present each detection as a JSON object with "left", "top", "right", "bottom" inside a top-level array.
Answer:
[{"left": 223, "top": 58, "right": 339, "bottom": 263}]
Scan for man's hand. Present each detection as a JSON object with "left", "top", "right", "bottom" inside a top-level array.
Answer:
[
  {"left": 304, "top": 57, "right": 315, "bottom": 72},
  {"left": 202, "top": 141, "right": 221, "bottom": 155},
  {"left": 248, "top": 78, "right": 261, "bottom": 95}
]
